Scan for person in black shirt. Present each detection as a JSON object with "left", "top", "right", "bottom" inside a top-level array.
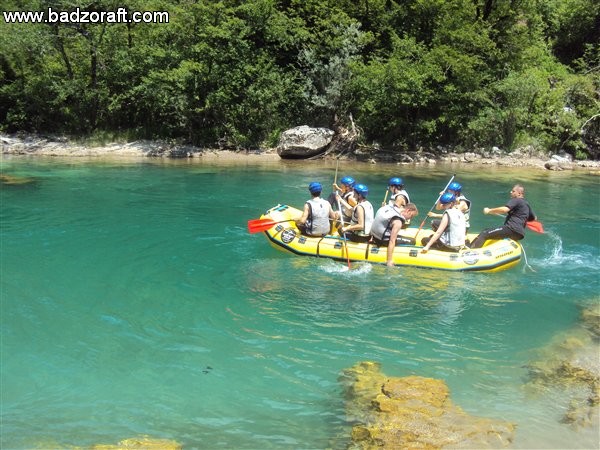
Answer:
[{"left": 469, "top": 184, "right": 536, "bottom": 248}]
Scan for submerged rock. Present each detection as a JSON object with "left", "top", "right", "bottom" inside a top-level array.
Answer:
[
  {"left": 340, "top": 361, "right": 515, "bottom": 449},
  {"left": 524, "top": 304, "right": 600, "bottom": 429},
  {"left": 92, "top": 436, "right": 182, "bottom": 449},
  {"left": 0, "top": 174, "right": 37, "bottom": 185},
  {"left": 581, "top": 304, "right": 600, "bottom": 339}
]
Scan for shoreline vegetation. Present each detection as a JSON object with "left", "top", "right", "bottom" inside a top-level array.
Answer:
[
  {"left": 2, "top": 133, "right": 600, "bottom": 172},
  {"left": 1, "top": 1, "right": 598, "bottom": 164}
]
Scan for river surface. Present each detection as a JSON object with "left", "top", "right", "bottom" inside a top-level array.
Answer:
[{"left": 1, "top": 156, "right": 599, "bottom": 449}]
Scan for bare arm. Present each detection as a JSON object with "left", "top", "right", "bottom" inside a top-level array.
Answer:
[
  {"left": 421, "top": 213, "right": 448, "bottom": 252},
  {"left": 328, "top": 204, "right": 336, "bottom": 220},
  {"left": 347, "top": 195, "right": 357, "bottom": 208},
  {"left": 336, "top": 191, "right": 356, "bottom": 210},
  {"left": 386, "top": 220, "right": 403, "bottom": 266},
  {"left": 484, "top": 206, "right": 510, "bottom": 215},
  {"left": 394, "top": 195, "right": 407, "bottom": 208},
  {"left": 296, "top": 203, "right": 310, "bottom": 225},
  {"left": 342, "top": 205, "right": 364, "bottom": 233}
]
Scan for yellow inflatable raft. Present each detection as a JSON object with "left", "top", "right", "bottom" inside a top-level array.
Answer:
[{"left": 251, "top": 204, "right": 522, "bottom": 272}]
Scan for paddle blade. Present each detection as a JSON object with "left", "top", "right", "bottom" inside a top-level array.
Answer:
[
  {"left": 526, "top": 220, "right": 544, "bottom": 234},
  {"left": 247, "top": 218, "right": 277, "bottom": 234}
]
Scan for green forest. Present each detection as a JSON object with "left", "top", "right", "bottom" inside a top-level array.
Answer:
[{"left": 1, "top": 0, "right": 599, "bottom": 158}]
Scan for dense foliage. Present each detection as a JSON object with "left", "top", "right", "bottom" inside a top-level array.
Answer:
[{"left": 1, "top": 0, "right": 599, "bottom": 158}]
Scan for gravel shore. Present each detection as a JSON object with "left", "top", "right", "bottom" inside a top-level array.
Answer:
[{"left": 2, "top": 134, "right": 599, "bottom": 172}]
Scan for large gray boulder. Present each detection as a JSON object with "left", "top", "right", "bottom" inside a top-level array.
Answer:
[
  {"left": 545, "top": 154, "right": 574, "bottom": 171},
  {"left": 277, "top": 125, "right": 334, "bottom": 159}
]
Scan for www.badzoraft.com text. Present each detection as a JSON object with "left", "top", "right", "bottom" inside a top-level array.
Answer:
[{"left": 3, "top": 7, "right": 169, "bottom": 24}]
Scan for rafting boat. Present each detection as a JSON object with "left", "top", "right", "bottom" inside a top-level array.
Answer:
[{"left": 249, "top": 204, "right": 522, "bottom": 272}]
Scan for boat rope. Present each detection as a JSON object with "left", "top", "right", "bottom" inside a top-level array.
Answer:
[{"left": 521, "top": 244, "right": 536, "bottom": 272}]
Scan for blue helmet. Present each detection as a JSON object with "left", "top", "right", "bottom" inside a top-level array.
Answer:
[
  {"left": 440, "top": 192, "right": 456, "bottom": 204},
  {"left": 354, "top": 183, "right": 369, "bottom": 197},
  {"left": 448, "top": 181, "right": 462, "bottom": 193},
  {"left": 308, "top": 182, "right": 322, "bottom": 194},
  {"left": 340, "top": 176, "right": 355, "bottom": 187},
  {"left": 388, "top": 177, "right": 404, "bottom": 187}
]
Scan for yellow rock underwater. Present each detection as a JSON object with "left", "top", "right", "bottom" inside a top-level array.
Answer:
[
  {"left": 92, "top": 437, "right": 182, "bottom": 449},
  {"left": 340, "top": 361, "right": 516, "bottom": 449}
]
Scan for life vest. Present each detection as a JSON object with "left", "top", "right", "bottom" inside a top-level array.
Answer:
[
  {"left": 371, "top": 205, "right": 405, "bottom": 241},
  {"left": 440, "top": 208, "right": 466, "bottom": 248},
  {"left": 306, "top": 197, "right": 330, "bottom": 236},
  {"left": 341, "top": 191, "right": 355, "bottom": 220},
  {"left": 457, "top": 194, "right": 471, "bottom": 228},
  {"left": 389, "top": 189, "right": 410, "bottom": 206},
  {"left": 351, "top": 200, "right": 374, "bottom": 236}
]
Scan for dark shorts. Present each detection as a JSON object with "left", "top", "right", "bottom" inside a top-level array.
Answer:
[
  {"left": 469, "top": 226, "right": 523, "bottom": 248},
  {"left": 297, "top": 224, "right": 327, "bottom": 237},
  {"left": 420, "top": 236, "right": 461, "bottom": 252},
  {"left": 372, "top": 235, "right": 416, "bottom": 246},
  {"left": 345, "top": 233, "right": 371, "bottom": 243}
]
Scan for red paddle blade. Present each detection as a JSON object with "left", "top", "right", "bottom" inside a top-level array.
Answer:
[
  {"left": 526, "top": 220, "right": 544, "bottom": 234},
  {"left": 247, "top": 218, "right": 277, "bottom": 233}
]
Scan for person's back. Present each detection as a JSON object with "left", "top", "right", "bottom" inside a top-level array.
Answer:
[
  {"left": 371, "top": 204, "right": 398, "bottom": 242},
  {"left": 504, "top": 197, "right": 533, "bottom": 236},
  {"left": 296, "top": 182, "right": 335, "bottom": 237},
  {"left": 371, "top": 203, "right": 418, "bottom": 246},
  {"left": 306, "top": 196, "right": 332, "bottom": 236},
  {"left": 421, "top": 193, "right": 466, "bottom": 253},
  {"left": 439, "top": 207, "right": 466, "bottom": 248}
]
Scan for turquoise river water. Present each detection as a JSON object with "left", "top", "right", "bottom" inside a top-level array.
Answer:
[{"left": 1, "top": 156, "right": 599, "bottom": 449}]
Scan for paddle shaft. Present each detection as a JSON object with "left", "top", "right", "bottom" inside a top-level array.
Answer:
[
  {"left": 337, "top": 196, "right": 351, "bottom": 268},
  {"left": 382, "top": 189, "right": 389, "bottom": 206},
  {"left": 414, "top": 174, "right": 456, "bottom": 239}
]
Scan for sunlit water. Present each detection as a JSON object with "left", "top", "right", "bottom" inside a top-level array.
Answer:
[{"left": 1, "top": 157, "right": 599, "bottom": 449}]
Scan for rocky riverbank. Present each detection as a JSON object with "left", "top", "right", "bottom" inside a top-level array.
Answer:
[{"left": 2, "top": 133, "right": 600, "bottom": 171}]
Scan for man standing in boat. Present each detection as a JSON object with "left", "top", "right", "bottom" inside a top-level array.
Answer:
[
  {"left": 469, "top": 184, "right": 536, "bottom": 248},
  {"left": 370, "top": 202, "right": 419, "bottom": 266},
  {"left": 296, "top": 182, "right": 336, "bottom": 237}
]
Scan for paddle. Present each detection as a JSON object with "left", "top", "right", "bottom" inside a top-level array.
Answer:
[
  {"left": 337, "top": 196, "right": 351, "bottom": 269},
  {"left": 414, "top": 174, "right": 456, "bottom": 240},
  {"left": 334, "top": 157, "right": 339, "bottom": 187},
  {"left": 328, "top": 157, "right": 341, "bottom": 208},
  {"left": 333, "top": 157, "right": 351, "bottom": 268},
  {"left": 492, "top": 214, "right": 545, "bottom": 234},
  {"left": 526, "top": 220, "right": 544, "bottom": 234},
  {"left": 247, "top": 218, "right": 295, "bottom": 234},
  {"left": 382, "top": 189, "right": 389, "bottom": 207}
]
